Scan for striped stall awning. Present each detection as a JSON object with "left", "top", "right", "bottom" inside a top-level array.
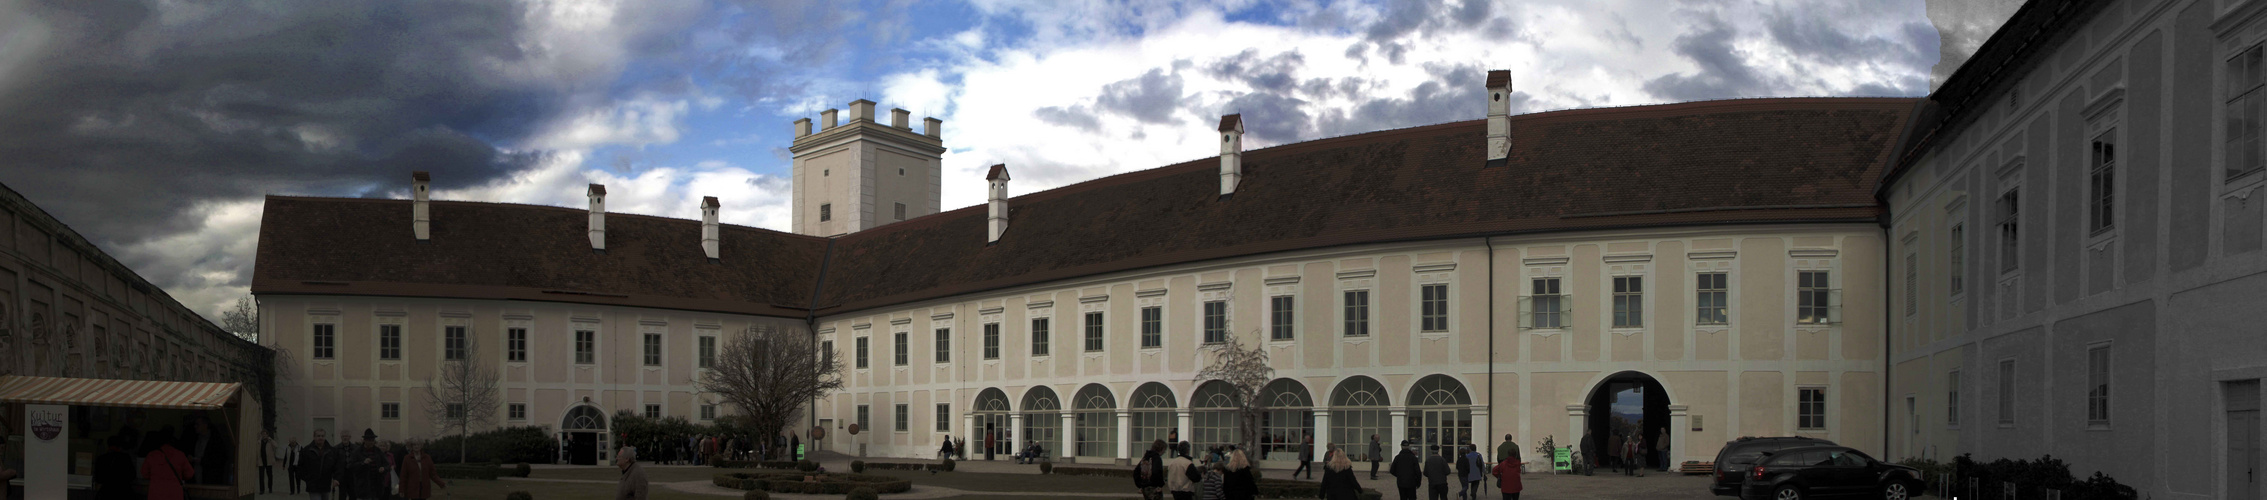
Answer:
[{"left": 0, "top": 375, "right": 240, "bottom": 410}]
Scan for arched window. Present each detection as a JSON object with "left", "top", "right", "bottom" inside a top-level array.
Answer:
[
  {"left": 1405, "top": 375, "right": 1473, "bottom": 454},
  {"left": 1257, "top": 379, "right": 1314, "bottom": 461},
  {"left": 1022, "top": 386, "right": 1062, "bottom": 457},
  {"left": 972, "top": 388, "right": 1013, "bottom": 458},
  {"left": 1191, "top": 380, "right": 1242, "bottom": 452},
  {"left": 1329, "top": 376, "right": 1390, "bottom": 461},
  {"left": 563, "top": 405, "right": 608, "bottom": 430},
  {"left": 1073, "top": 384, "right": 1117, "bottom": 458},
  {"left": 1129, "top": 383, "right": 1178, "bottom": 449}
]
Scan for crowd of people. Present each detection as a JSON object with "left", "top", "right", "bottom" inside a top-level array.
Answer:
[
  {"left": 623, "top": 431, "right": 807, "bottom": 465},
  {"left": 269, "top": 427, "right": 447, "bottom": 500},
  {"left": 1120, "top": 433, "right": 1528, "bottom": 500},
  {"left": 39, "top": 415, "right": 245, "bottom": 500}
]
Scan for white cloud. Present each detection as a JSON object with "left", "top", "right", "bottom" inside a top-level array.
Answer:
[
  {"left": 436, "top": 152, "right": 795, "bottom": 232},
  {"left": 111, "top": 198, "right": 267, "bottom": 321}
]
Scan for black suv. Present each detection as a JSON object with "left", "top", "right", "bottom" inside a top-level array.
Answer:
[
  {"left": 1738, "top": 445, "right": 1922, "bottom": 500},
  {"left": 1709, "top": 436, "right": 1837, "bottom": 496}
]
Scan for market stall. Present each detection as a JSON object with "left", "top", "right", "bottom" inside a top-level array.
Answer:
[{"left": 0, "top": 375, "right": 262, "bottom": 500}]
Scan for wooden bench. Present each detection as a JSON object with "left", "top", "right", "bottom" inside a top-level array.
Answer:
[{"left": 1680, "top": 461, "right": 1715, "bottom": 475}]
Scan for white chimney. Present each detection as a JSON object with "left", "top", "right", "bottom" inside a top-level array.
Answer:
[
  {"left": 986, "top": 164, "right": 1010, "bottom": 244},
  {"left": 587, "top": 184, "right": 607, "bottom": 252},
  {"left": 700, "top": 196, "right": 720, "bottom": 261},
  {"left": 1486, "top": 69, "right": 1512, "bottom": 168},
  {"left": 923, "top": 117, "right": 943, "bottom": 138},
  {"left": 848, "top": 99, "right": 876, "bottom": 123},
  {"left": 1218, "top": 114, "right": 1244, "bottom": 197},
  {"left": 821, "top": 108, "right": 839, "bottom": 129},
  {"left": 794, "top": 117, "right": 812, "bottom": 138},
  {"left": 411, "top": 171, "right": 431, "bottom": 241},
  {"left": 890, "top": 108, "right": 911, "bottom": 129}
]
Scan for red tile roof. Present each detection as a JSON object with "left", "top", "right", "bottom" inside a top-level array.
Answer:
[{"left": 253, "top": 97, "right": 1918, "bottom": 318}]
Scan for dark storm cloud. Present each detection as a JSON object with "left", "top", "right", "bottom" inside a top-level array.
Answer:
[
  {"left": 1034, "top": 105, "right": 1105, "bottom": 132},
  {"left": 1216, "top": 92, "right": 1311, "bottom": 144},
  {"left": 1094, "top": 69, "right": 1188, "bottom": 124},
  {"left": 1206, "top": 50, "right": 1306, "bottom": 93},
  {"left": 1641, "top": 15, "right": 1772, "bottom": 102},
  {"left": 1312, "top": 63, "right": 1506, "bottom": 138},
  {"left": 1927, "top": 0, "right": 2023, "bottom": 90}
]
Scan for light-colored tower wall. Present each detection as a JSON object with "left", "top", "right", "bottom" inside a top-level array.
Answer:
[{"left": 791, "top": 101, "right": 946, "bottom": 236}]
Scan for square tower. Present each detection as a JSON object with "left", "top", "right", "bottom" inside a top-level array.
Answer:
[{"left": 790, "top": 100, "right": 945, "bottom": 236}]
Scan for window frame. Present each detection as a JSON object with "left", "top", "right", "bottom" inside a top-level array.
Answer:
[
  {"left": 1420, "top": 283, "right": 1450, "bottom": 332},
  {"left": 698, "top": 335, "right": 715, "bottom": 369},
  {"left": 895, "top": 403, "right": 910, "bottom": 432},
  {"left": 1343, "top": 289, "right": 1370, "bottom": 337},
  {"left": 379, "top": 324, "right": 402, "bottom": 361},
  {"left": 1140, "top": 306, "right": 1163, "bottom": 348},
  {"left": 510, "top": 403, "right": 527, "bottom": 421},
  {"left": 855, "top": 336, "right": 870, "bottom": 369},
  {"left": 1796, "top": 270, "right": 1834, "bottom": 325},
  {"left": 1998, "top": 186, "right": 2022, "bottom": 274},
  {"left": 856, "top": 405, "right": 870, "bottom": 431},
  {"left": 701, "top": 404, "right": 717, "bottom": 421},
  {"left": 1797, "top": 386, "right": 1828, "bottom": 430},
  {"left": 644, "top": 404, "right": 661, "bottom": 419},
  {"left": 2227, "top": 44, "right": 2265, "bottom": 182},
  {"left": 935, "top": 327, "right": 952, "bottom": 363},
  {"left": 508, "top": 327, "right": 529, "bottom": 363},
  {"left": 641, "top": 332, "right": 662, "bottom": 367},
  {"left": 1997, "top": 358, "right": 2017, "bottom": 427},
  {"left": 1203, "top": 300, "right": 1229, "bottom": 344},
  {"left": 574, "top": 329, "right": 597, "bottom": 365},
  {"left": 820, "top": 203, "right": 832, "bottom": 222},
  {"left": 937, "top": 404, "right": 952, "bottom": 432},
  {"left": 2088, "top": 129, "right": 2118, "bottom": 235},
  {"left": 1949, "top": 224, "right": 1966, "bottom": 297},
  {"left": 1528, "top": 278, "right": 1564, "bottom": 329},
  {"left": 1611, "top": 275, "right": 1644, "bottom": 328},
  {"left": 312, "top": 322, "right": 337, "bottom": 360},
  {"left": 1947, "top": 369, "right": 1961, "bottom": 428},
  {"left": 1084, "top": 311, "right": 1105, "bottom": 352},
  {"left": 894, "top": 331, "right": 910, "bottom": 366},
  {"left": 1270, "top": 295, "right": 1296, "bottom": 340},
  {"left": 445, "top": 325, "right": 468, "bottom": 361},
  {"left": 2087, "top": 343, "right": 2111, "bottom": 428},
  {"left": 381, "top": 402, "right": 401, "bottom": 420},
  {"left": 983, "top": 323, "right": 1001, "bottom": 360},
  {"left": 1696, "top": 272, "right": 1729, "bottom": 326},
  {"left": 1031, "top": 317, "right": 1051, "bottom": 356}
]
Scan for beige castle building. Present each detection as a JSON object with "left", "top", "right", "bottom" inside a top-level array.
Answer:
[{"left": 254, "top": 73, "right": 1915, "bottom": 469}]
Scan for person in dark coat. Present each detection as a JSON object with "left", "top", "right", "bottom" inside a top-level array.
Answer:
[
  {"left": 1291, "top": 433, "right": 1315, "bottom": 479},
  {"left": 298, "top": 429, "right": 341, "bottom": 499},
  {"left": 1423, "top": 446, "right": 1452, "bottom": 500},
  {"left": 1389, "top": 441, "right": 1422, "bottom": 500},
  {"left": 1578, "top": 430, "right": 1597, "bottom": 474},
  {"left": 1453, "top": 446, "right": 1471, "bottom": 500},
  {"left": 92, "top": 435, "right": 138, "bottom": 500},
  {"left": 1368, "top": 435, "right": 1384, "bottom": 480},
  {"left": 344, "top": 429, "right": 392, "bottom": 500},
  {"left": 1134, "top": 440, "right": 1168, "bottom": 500},
  {"left": 1221, "top": 449, "right": 1258, "bottom": 500},
  {"left": 1318, "top": 449, "right": 1363, "bottom": 500}
]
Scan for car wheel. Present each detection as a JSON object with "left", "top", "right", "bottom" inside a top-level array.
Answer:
[
  {"left": 1881, "top": 481, "right": 1911, "bottom": 500},
  {"left": 1774, "top": 485, "right": 1803, "bottom": 500}
]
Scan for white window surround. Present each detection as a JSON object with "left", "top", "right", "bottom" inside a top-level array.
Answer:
[
  {"left": 1606, "top": 258, "right": 1650, "bottom": 335},
  {"left": 1029, "top": 309, "right": 1053, "bottom": 359},
  {"left": 1791, "top": 253, "right": 1842, "bottom": 327},
  {"left": 1079, "top": 296, "right": 1107, "bottom": 356},
  {"left": 853, "top": 325, "right": 872, "bottom": 372},
  {"left": 931, "top": 318, "right": 955, "bottom": 366},
  {"left": 694, "top": 327, "right": 718, "bottom": 371},
  {"left": 1691, "top": 255, "right": 1736, "bottom": 331},
  {"left": 1337, "top": 270, "right": 1375, "bottom": 341},
  {"left": 1415, "top": 263, "right": 1456, "bottom": 338},
  {"left": 1520, "top": 258, "right": 1567, "bottom": 335},
  {"left": 1265, "top": 276, "right": 1299, "bottom": 344},
  {"left": 1198, "top": 283, "right": 1232, "bottom": 347},
  {"left": 374, "top": 314, "right": 405, "bottom": 363},
  {"left": 1136, "top": 290, "right": 1167, "bottom": 352},
  {"left": 507, "top": 318, "right": 535, "bottom": 365},
  {"left": 638, "top": 323, "right": 665, "bottom": 369}
]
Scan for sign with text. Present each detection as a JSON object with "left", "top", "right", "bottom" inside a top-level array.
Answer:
[{"left": 25, "top": 404, "right": 68, "bottom": 500}]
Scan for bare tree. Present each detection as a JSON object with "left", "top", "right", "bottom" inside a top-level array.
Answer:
[
  {"left": 700, "top": 324, "right": 842, "bottom": 451},
  {"left": 423, "top": 331, "right": 500, "bottom": 463},
  {"left": 1196, "top": 330, "right": 1273, "bottom": 453},
  {"left": 221, "top": 296, "right": 258, "bottom": 342}
]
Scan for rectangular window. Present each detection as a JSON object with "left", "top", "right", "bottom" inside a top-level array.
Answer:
[
  {"left": 820, "top": 203, "right": 832, "bottom": 222},
  {"left": 1798, "top": 387, "right": 1827, "bottom": 430},
  {"left": 644, "top": 404, "right": 661, "bottom": 419},
  {"left": 1203, "top": 300, "right": 1228, "bottom": 343},
  {"left": 1612, "top": 276, "right": 1643, "bottom": 328},
  {"left": 1950, "top": 225, "right": 1966, "bottom": 295},
  {"left": 822, "top": 340, "right": 835, "bottom": 367},
  {"left": 1270, "top": 295, "right": 1295, "bottom": 340},
  {"left": 2228, "top": 45, "right": 2265, "bottom": 180},
  {"left": 1031, "top": 317, "right": 1051, "bottom": 356},
  {"left": 2088, "top": 345, "right": 2111, "bottom": 425},
  {"left": 701, "top": 404, "right": 717, "bottom": 420},
  {"left": 856, "top": 405, "right": 870, "bottom": 430},
  {"left": 313, "top": 323, "right": 336, "bottom": 359},
  {"left": 1420, "top": 284, "right": 1449, "bottom": 332},
  {"left": 379, "top": 324, "right": 402, "bottom": 360},
  {"left": 1905, "top": 254, "right": 1918, "bottom": 316},
  {"left": 935, "top": 328, "right": 951, "bottom": 363},
  {"left": 894, "top": 332, "right": 909, "bottom": 366},
  {"left": 1999, "top": 189, "right": 2021, "bottom": 273},
  {"left": 983, "top": 323, "right": 1000, "bottom": 359},
  {"left": 855, "top": 336, "right": 870, "bottom": 369},
  {"left": 1998, "top": 359, "right": 2017, "bottom": 425},
  {"left": 1947, "top": 370, "right": 1961, "bottom": 427},
  {"left": 445, "top": 325, "right": 467, "bottom": 361},
  {"left": 1343, "top": 290, "right": 1370, "bottom": 336},
  {"left": 1140, "top": 307, "right": 1162, "bottom": 348},
  {"left": 2089, "top": 132, "right": 2117, "bottom": 234},
  {"left": 508, "top": 327, "right": 528, "bottom": 362},
  {"left": 509, "top": 403, "right": 526, "bottom": 421},
  {"left": 1797, "top": 271, "right": 1832, "bottom": 324},
  {"left": 1696, "top": 272, "right": 1728, "bottom": 325},
  {"left": 642, "top": 333, "right": 662, "bottom": 366},
  {"left": 895, "top": 202, "right": 907, "bottom": 221},
  {"left": 575, "top": 330, "right": 596, "bottom": 364},
  {"left": 1529, "top": 278, "right": 1563, "bottom": 329},
  {"left": 698, "top": 335, "right": 715, "bottom": 368},
  {"left": 936, "top": 404, "right": 952, "bottom": 432},
  {"left": 895, "top": 403, "right": 910, "bottom": 432},
  {"left": 1084, "top": 311, "right": 1104, "bottom": 352},
  {"left": 447, "top": 403, "right": 465, "bottom": 419},
  {"left": 381, "top": 402, "right": 400, "bottom": 420}
]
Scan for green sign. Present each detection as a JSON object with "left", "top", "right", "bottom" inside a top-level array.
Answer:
[
  {"left": 796, "top": 444, "right": 805, "bottom": 460},
  {"left": 1552, "top": 447, "right": 1572, "bottom": 472}
]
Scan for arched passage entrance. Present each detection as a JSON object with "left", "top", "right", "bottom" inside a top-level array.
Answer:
[
  {"left": 973, "top": 388, "right": 1012, "bottom": 460},
  {"left": 1129, "top": 383, "right": 1178, "bottom": 448},
  {"left": 1191, "top": 380, "right": 1242, "bottom": 452},
  {"left": 1329, "top": 376, "right": 1390, "bottom": 462},
  {"left": 1406, "top": 374, "right": 1473, "bottom": 454},
  {"left": 1584, "top": 371, "right": 1671, "bottom": 471},
  {"left": 1073, "top": 384, "right": 1117, "bottom": 459},
  {"left": 561, "top": 404, "right": 609, "bottom": 465},
  {"left": 1258, "top": 378, "right": 1314, "bottom": 463},
  {"left": 1022, "top": 386, "right": 1062, "bottom": 458}
]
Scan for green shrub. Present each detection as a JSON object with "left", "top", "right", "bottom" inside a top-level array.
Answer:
[
  {"left": 513, "top": 463, "right": 532, "bottom": 478},
  {"left": 851, "top": 460, "right": 866, "bottom": 473},
  {"left": 1039, "top": 461, "right": 1054, "bottom": 474},
  {"left": 435, "top": 463, "right": 503, "bottom": 480},
  {"left": 505, "top": 491, "right": 533, "bottom": 500},
  {"left": 845, "top": 486, "right": 879, "bottom": 500},
  {"left": 741, "top": 490, "right": 771, "bottom": 500},
  {"left": 429, "top": 426, "right": 558, "bottom": 464},
  {"left": 798, "top": 460, "right": 820, "bottom": 472},
  {"left": 940, "top": 458, "right": 955, "bottom": 472},
  {"left": 1952, "top": 454, "right": 2136, "bottom": 500},
  {"left": 712, "top": 472, "right": 911, "bottom": 495}
]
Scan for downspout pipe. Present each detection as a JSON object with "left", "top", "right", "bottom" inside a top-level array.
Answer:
[
  {"left": 1485, "top": 237, "right": 1496, "bottom": 453},
  {"left": 806, "top": 238, "right": 836, "bottom": 449}
]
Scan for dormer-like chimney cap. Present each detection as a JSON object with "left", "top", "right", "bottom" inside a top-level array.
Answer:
[
  {"left": 588, "top": 184, "right": 606, "bottom": 196},
  {"left": 1218, "top": 114, "right": 1243, "bottom": 132},
  {"left": 702, "top": 196, "right": 719, "bottom": 208},
  {"left": 412, "top": 171, "right": 431, "bottom": 182},
  {"left": 986, "top": 164, "right": 1011, "bottom": 181},
  {"left": 1486, "top": 70, "right": 1511, "bottom": 89}
]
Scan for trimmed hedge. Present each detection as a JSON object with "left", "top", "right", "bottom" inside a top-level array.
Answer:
[
  {"left": 1050, "top": 465, "right": 1130, "bottom": 477},
  {"left": 429, "top": 426, "right": 556, "bottom": 464},
  {"left": 712, "top": 459, "right": 808, "bottom": 470},
  {"left": 506, "top": 491, "right": 533, "bottom": 500},
  {"left": 435, "top": 463, "right": 503, "bottom": 480},
  {"left": 847, "top": 486, "right": 879, "bottom": 500},
  {"left": 1252, "top": 477, "right": 1384, "bottom": 500},
  {"left": 857, "top": 461, "right": 944, "bottom": 471},
  {"left": 1953, "top": 454, "right": 2137, "bottom": 500},
  {"left": 512, "top": 463, "right": 532, "bottom": 478},
  {"left": 851, "top": 460, "right": 866, "bottom": 473},
  {"left": 741, "top": 491, "right": 770, "bottom": 500},
  {"left": 713, "top": 472, "right": 913, "bottom": 495},
  {"left": 1039, "top": 461, "right": 1054, "bottom": 474}
]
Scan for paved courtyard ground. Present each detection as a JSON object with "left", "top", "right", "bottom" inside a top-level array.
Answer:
[{"left": 249, "top": 453, "right": 1825, "bottom": 500}]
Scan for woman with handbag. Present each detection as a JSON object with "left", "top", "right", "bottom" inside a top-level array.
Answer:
[
  {"left": 397, "top": 441, "right": 447, "bottom": 500},
  {"left": 141, "top": 429, "right": 194, "bottom": 500}
]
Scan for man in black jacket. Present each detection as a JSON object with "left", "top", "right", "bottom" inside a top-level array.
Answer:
[
  {"left": 1423, "top": 445, "right": 1451, "bottom": 500},
  {"left": 1389, "top": 440, "right": 1421, "bottom": 500},
  {"left": 92, "top": 435, "right": 137, "bottom": 500},
  {"left": 1368, "top": 435, "right": 1383, "bottom": 480},
  {"left": 296, "top": 429, "right": 340, "bottom": 500},
  {"left": 1132, "top": 440, "right": 1167, "bottom": 500}
]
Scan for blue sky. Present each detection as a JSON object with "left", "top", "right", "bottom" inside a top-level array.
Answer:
[{"left": 0, "top": 0, "right": 2014, "bottom": 322}]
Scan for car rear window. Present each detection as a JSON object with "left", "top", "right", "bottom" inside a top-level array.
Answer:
[
  {"left": 1767, "top": 450, "right": 1826, "bottom": 466},
  {"left": 1724, "top": 452, "right": 1764, "bottom": 465}
]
